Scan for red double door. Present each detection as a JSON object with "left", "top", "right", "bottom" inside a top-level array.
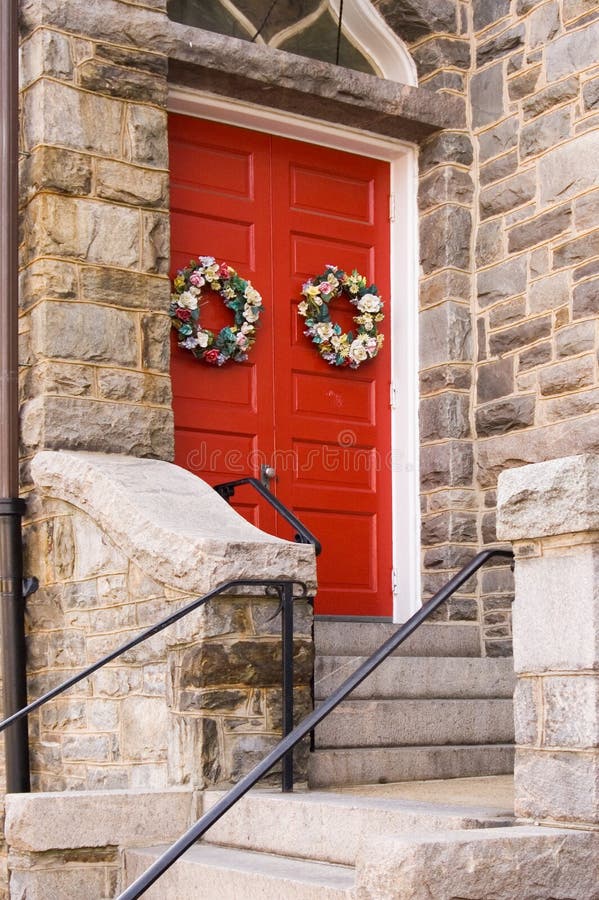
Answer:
[{"left": 169, "top": 114, "right": 393, "bottom": 616}]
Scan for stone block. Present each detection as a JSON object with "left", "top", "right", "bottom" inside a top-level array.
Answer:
[
  {"left": 95, "top": 159, "right": 168, "bottom": 207},
  {"left": 97, "top": 369, "right": 171, "bottom": 406},
  {"left": 124, "top": 104, "right": 169, "bottom": 167},
  {"left": 81, "top": 266, "right": 169, "bottom": 310},
  {"left": 419, "top": 269, "right": 471, "bottom": 310},
  {"left": 546, "top": 19, "right": 599, "bottom": 80},
  {"left": 473, "top": 0, "right": 511, "bottom": 30},
  {"left": 20, "top": 146, "right": 92, "bottom": 205},
  {"left": 419, "top": 302, "right": 472, "bottom": 369},
  {"left": 470, "top": 61, "right": 505, "bottom": 128},
  {"left": 355, "top": 826, "right": 599, "bottom": 900},
  {"left": 477, "top": 357, "right": 514, "bottom": 403},
  {"left": 23, "top": 195, "right": 139, "bottom": 269},
  {"left": 480, "top": 149, "right": 518, "bottom": 187},
  {"left": 418, "top": 168, "right": 474, "bottom": 210},
  {"left": 480, "top": 170, "right": 536, "bottom": 219},
  {"left": 476, "top": 25, "right": 524, "bottom": 66},
  {"left": 411, "top": 38, "right": 470, "bottom": 78},
  {"left": 141, "top": 313, "right": 171, "bottom": 372},
  {"left": 5, "top": 788, "right": 193, "bottom": 850},
  {"left": 30, "top": 451, "right": 317, "bottom": 594},
  {"left": 539, "top": 388, "right": 599, "bottom": 425},
  {"left": 8, "top": 866, "right": 115, "bottom": 900},
  {"left": 180, "top": 638, "right": 312, "bottom": 690},
  {"left": 574, "top": 192, "right": 599, "bottom": 231},
  {"left": 419, "top": 206, "right": 471, "bottom": 273},
  {"left": 528, "top": 270, "right": 570, "bottom": 313},
  {"left": 522, "top": 76, "right": 579, "bottom": 119},
  {"left": 507, "top": 65, "right": 541, "bottom": 101},
  {"left": 539, "top": 355, "right": 594, "bottom": 396},
  {"left": 374, "top": 0, "right": 458, "bottom": 41},
  {"left": 420, "top": 364, "right": 471, "bottom": 395},
  {"left": 95, "top": 41, "right": 167, "bottom": 76},
  {"left": 21, "top": 395, "right": 174, "bottom": 459},
  {"left": 121, "top": 696, "right": 168, "bottom": 761},
  {"left": 20, "top": 28, "right": 73, "bottom": 88},
  {"left": 478, "top": 116, "right": 518, "bottom": 162},
  {"left": 583, "top": 76, "right": 599, "bottom": 111},
  {"left": 497, "top": 454, "right": 599, "bottom": 543},
  {"left": 528, "top": 1, "right": 560, "bottom": 48},
  {"left": 508, "top": 203, "right": 571, "bottom": 253},
  {"left": 476, "top": 396, "right": 535, "bottom": 437},
  {"left": 542, "top": 676, "right": 599, "bottom": 748},
  {"left": 554, "top": 231, "right": 599, "bottom": 269},
  {"left": 30, "top": 300, "right": 138, "bottom": 366},
  {"left": 77, "top": 59, "right": 167, "bottom": 104},
  {"left": 513, "top": 677, "right": 540, "bottom": 745},
  {"left": 420, "top": 441, "right": 473, "bottom": 490},
  {"left": 22, "top": 79, "right": 124, "bottom": 156},
  {"left": 141, "top": 210, "right": 170, "bottom": 273},
  {"left": 556, "top": 321, "right": 595, "bottom": 358},
  {"left": 515, "top": 748, "right": 599, "bottom": 824},
  {"left": 562, "top": 0, "right": 598, "bottom": 20},
  {"left": 573, "top": 278, "right": 598, "bottom": 319},
  {"left": 488, "top": 296, "right": 526, "bottom": 329},
  {"left": 419, "top": 132, "right": 473, "bottom": 170},
  {"left": 475, "top": 219, "right": 504, "bottom": 266},
  {"left": 419, "top": 393, "right": 470, "bottom": 441},
  {"left": 20, "top": 259, "right": 79, "bottom": 312},
  {"left": 539, "top": 130, "right": 599, "bottom": 205},
  {"left": 489, "top": 316, "right": 551, "bottom": 355},
  {"left": 24, "top": 361, "right": 94, "bottom": 399}
]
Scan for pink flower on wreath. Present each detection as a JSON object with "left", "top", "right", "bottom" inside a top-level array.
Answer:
[
  {"left": 203, "top": 349, "right": 221, "bottom": 365},
  {"left": 189, "top": 272, "right": 205, "bottom": 287},
  {"left": 319, "top": 282, "right": 333, "bottom": 294},
  {"left": 176, "top": 308, "right": 192, "bottom": 321},
  {"left": 219, "top": 263, "right": 230, "bottom": 278}
]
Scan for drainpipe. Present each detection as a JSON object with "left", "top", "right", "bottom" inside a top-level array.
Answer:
[{"left": 0, "top": 0, "right": 31, "bottom": 792}]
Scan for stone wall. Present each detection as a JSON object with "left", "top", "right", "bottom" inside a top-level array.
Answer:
[
  {"left": 471, "top": 1, "right": 599, "bottom": 652},
  {"left": 23, "top": 452, "right": 315, "bottom": 792},
  {"left": 18, "top": 0, "right": 174, "bottom": 463}
]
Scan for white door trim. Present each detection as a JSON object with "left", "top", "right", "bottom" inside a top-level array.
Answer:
[{"left": 168, "top": 86, "right": 421, "bottom": 622}]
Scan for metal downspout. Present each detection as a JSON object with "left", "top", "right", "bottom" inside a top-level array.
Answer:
[{"left": 0, "top": 0, "right": 31, "bottom": 792}]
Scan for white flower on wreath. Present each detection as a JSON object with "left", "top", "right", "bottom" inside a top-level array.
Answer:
[
  {"left": 244, "top": 286, "right": 262, "bottom": 306},
  {"left": 178, "top": 290, "right": 198, "bottom": 310},
  {"left": 197, "top": 331, "right": 210, "bottom": 349},
  {"left": 349, "top": 339, "right": 368, "bottom": 364},
  {"left": 358, "top": 293, "right": 382, "bottom": 313},
  {"left": 199, "top": 256, "right": 215, "bottom": 266},
  {"left": 298, "top": 300, "right": 309, "bottom": 316},
  {"left": 314, "top": 322, "right": 334, "bottom": 340},
  {"left": 241, "top": 322, "right": 255, "bottom": 335},
  {"left": 243, "top": 304, "right": 260, "bottom": 322}
]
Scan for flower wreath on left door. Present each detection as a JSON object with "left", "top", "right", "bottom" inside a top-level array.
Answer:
[{"left": 169, "top": 256, "right": 264, "bottom": 366}]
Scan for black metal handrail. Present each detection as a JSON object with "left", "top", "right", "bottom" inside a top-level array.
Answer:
[
  {"left": 119, "top": 547, "right": 514, "bottom": 900},
  {"left": 214, "top": 477, "right": 322, "bottom": 556},
  {"left": 0, "top": 577, "right": 309, "bottom": 791}
]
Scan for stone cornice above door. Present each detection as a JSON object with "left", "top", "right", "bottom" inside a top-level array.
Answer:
[{"left": 165, "top": 23, "right": 466, "bottom": 144}]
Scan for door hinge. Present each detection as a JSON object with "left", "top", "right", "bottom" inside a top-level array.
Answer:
[
  {"left": 390, "top": 382, "right": 398, "bottom": 409},
  {"left": 388, "top": 193, "right": 396, "bottom": 222},
  {"left": 392, "top": 569, "right": 399, "bottom": 596}
]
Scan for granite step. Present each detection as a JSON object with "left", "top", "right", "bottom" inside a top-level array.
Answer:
[{"left": 314, "top": 620, "right": 481, "bottom": 658}]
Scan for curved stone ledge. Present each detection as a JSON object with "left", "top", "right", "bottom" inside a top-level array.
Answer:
[{"left": 30, "top": 450, "right": 316, "bottom": 594}]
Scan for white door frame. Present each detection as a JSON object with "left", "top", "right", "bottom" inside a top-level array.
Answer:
[{"left": 168, "top": 86, "right": 421, "bottom": 622}]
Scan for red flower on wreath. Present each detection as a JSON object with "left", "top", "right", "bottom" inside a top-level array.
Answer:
[
  {"left": 176, "top": 308, "right": 192, "bottom": 321},
  {"left": 203, "top": 349, "right": 221, "bottom": 365}
]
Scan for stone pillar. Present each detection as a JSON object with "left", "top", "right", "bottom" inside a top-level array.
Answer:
[{"left": 497, "top": 454, "right": 599, "bottom": 827}]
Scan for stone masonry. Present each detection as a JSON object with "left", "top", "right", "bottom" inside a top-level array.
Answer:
[
  {"left": 24, "top": 451, "right": 315, "bottom": 793},
  {"left": 498, "top": 454, "right": 599, "bottom": 827}
]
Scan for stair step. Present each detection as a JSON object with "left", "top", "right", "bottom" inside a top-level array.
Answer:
[
  {"left": 314, "top": 620, "right": 481, "bottom": 657},
  {"left": 309, "top": 744, "right": 515, "bottom": 787},
  {"left": 202, "top": 785, "right": 513, "bottom": 866},
  {"left": 124, "top": 844, "right": 354, "bottom": 899},
  {"left": 315, "top": 655, "right": 515, "bottom": 700},
  {"left": 314, "top": 698, "right": 514, "bottom": 748}
]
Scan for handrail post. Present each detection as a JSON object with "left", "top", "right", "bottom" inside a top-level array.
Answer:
[{"left": 280, "top": 581, "right": 294, "bottom": 792}]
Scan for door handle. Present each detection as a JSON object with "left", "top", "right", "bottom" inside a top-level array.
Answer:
[{"left": 260, "top": 464, "right": 276, "bottom": 491}]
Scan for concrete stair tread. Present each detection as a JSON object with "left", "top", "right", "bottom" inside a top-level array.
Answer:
[
  {"left": 314, "top": 620, "right": 481, "bottom": 657},
  {"left": 308, "top": 744, "right": 515, "bottom": 787},
  {"left": 314, "top": 655, "right": 516, "bottom": 700},
  {"left": 201, "top": 780, "right": 514, "bottom": 866},
  {"left": 124, "top": 843, "right": 355, "bottom": 899},
  {"left": 314, "top": 698, "right": 514, "bottom": 748}
]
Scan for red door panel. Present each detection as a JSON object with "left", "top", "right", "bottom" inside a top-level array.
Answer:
[{"left": 169, "top": 115, "right": 393, "bottom": 616}]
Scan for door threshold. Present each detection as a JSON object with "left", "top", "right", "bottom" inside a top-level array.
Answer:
[{"left": 314, "top": 614, "right": 394, "bottom": 622}]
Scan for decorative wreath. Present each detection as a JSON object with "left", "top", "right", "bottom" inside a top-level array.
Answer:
[
  {"left": 298, "top": 265, "right": 384, "bottom": 369},
  {"left": 169, "top": 256, "right": 264, "bottom": 366}
]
